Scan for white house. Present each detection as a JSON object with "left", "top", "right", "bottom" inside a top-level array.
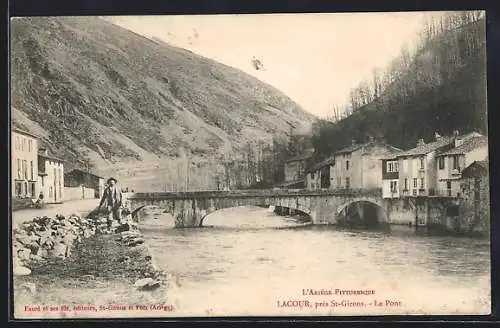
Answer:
[
  {"left": 435, "top": 135, "right": 488, "bottom": 197},
  {"left": 37, "top": 148, "right": 65, "bottom": 203},
  {"left": 394, "top": 130, "right": 482, "bottom": 197}
]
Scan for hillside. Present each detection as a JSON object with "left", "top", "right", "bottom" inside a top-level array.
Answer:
[
  {"left": 10, "top": 16, "right": 315, "bottom": 190},
  {"left": 313, "top": 14, "right": 487, "bottom": 157}
]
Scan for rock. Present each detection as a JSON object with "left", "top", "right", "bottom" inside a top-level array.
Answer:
[
  {"left": 18, "top": 248, "right": 32, "bottom": 261},
  {"left": 50, "top": 242, "right": 68, "bottom": 259},
  {"left": 13, "top": 266, "right": 31, "bottom": 276},
  {"left": 20, "top": 282, "right": 37, "bottom": 295},
  {"left": 115, "top": 223, "right": 132, "bottom": 233},
  {"left": 134, "top": 278, "right": 161, "bottom": 291},
  {"left": 126, "top": 238, "right": 145, "bottom": 247}
]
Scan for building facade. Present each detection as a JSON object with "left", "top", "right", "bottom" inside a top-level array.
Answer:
[
  {"left": 283, "top": 150, "right": 314, "bottom": 183},
  {"left": 64, "top": 169, "right": 105, "bottom": 198},
  {"left": 305, "top": 156, "right": 334, "bottom": 190},
  {"left": 395, "top": 131, "right": 482, "bottom": 197},
  {"left": 331, "top": 138, "right": 401, "bottom": 190},
  {"left": 435, "top": 135, "right": 488, "bottom": 197},
  {"left": 37, "top": 148, "right": 65, "bottom": 203},
  {"left": 458, "top": 160, "right": 490, "bottom": 234},
  {"left": 381, "top": 155, "right": 400, "bottom": 198},
  {"left": 11, "top": 128, "right": 39, "bottom": 198}
]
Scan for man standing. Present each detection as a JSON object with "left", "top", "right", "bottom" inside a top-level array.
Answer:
[{"left": 99, "top": 177, "right": 123, "bottom": 229}]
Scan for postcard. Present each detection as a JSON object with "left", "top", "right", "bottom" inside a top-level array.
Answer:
[{"left": 10, "top": 11, "right": 490, "bottom": 318}]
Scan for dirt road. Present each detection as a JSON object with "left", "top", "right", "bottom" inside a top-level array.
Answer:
[{"left": 11, "top": 198, "right": 99, "bottom": 228}]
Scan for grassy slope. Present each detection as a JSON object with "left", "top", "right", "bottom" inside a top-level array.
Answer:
[{"left": 11, "top": 17, "right": 315, "bottom": 187}]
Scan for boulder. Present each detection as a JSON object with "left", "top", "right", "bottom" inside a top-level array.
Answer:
[
  {"left": 17, "top": 247, "right": 32, "bottom": 261},
  {"left": 134, "top": 277, "right": 161, "bottom": 291},
  {"left": 126, "top": 238, "right": 145, "bottom": 247},
  {"left": 13, "top": 266, "right": 31, "bottom": 276}
]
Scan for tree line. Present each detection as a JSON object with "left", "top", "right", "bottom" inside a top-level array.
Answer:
[{"left": 315, "top": 10, "right": 486, "bottom": 157}]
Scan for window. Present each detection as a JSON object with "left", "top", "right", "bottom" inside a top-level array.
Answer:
[
  {"left": 346, "top": 160, "right": 350, "bottom": 171},
  {"left": 420, "top": 178, "right": 424, "bottom": 189},
  {"left": 387, "top": 162, "right": 393, "bottom": 172},
  {"left": 41, "top": 176, "right": 44, "bottom": 187},
  {"left": 15, "top": 182, "right": 22, "bottom": 196},
  {"left": 17, "top": 159, "right": 21, "bottom": 179},
  {"left": 390, "top": 180, "right": 398, "bottom": 192},
  {"left": 413, "top": 178, "right": 417, "bottom": 188},
  {"left": 28, "top": 140, "right": 32, "bottom": 152},
  {"left": 438, "top": 157, "right": 445, "bottom": 170},
  {"left": 311, "top": 172, "right": 315, "bottom": 179},
  {"left": 49, "top": 186, "right": 53, "bottom": 197},
  {"left": 394, "top": 162, "right": 399, "bottom": 172},
  {"left": 452, "top": 155, "right": 459, "bottom": 170},
  {"left": 420, "top": 158, "right": 424, "bottom": 170},
  {"left": 345, "top": 177, "right": 350, "bottom": 189},
  {"left": 22, "top": 138, "right": 26, "bottom": 151},
  {"left": 337, "top": 178, "right": 341, "bottom": 188},
  {"left": 30, "top": 161, "right": 34, "bottom": 180},
  {"left": 447, "top": 181, "right": 452, "bottom": 190},
  {"left": 30, "top": 182, "right": 36, "bottom": 197},
  {"left": 404, "top": 178, "right": 408, "bottom": 190},
  {"left": 23, "top": 160, "right": 28, "bottom": 179}
]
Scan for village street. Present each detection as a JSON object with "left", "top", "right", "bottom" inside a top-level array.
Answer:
[{"left": 11, "top": 198, "right": 99, "bottom": 228}]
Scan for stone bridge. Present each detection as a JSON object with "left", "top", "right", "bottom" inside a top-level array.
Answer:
[{"left": 127, "top": 189, "right": 390, "bottom": 228}]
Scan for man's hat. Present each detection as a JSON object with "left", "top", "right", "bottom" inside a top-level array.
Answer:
[{"left": 107, "top": 177, "right": 118, "bottom": 184}]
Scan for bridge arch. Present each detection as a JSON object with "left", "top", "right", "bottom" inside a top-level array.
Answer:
[{"left": 336, "top": 198, "right": 389, "bottom": 226}]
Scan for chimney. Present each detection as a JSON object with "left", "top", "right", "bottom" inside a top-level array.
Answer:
[
  {"left": 352, "top": 139, "right": 356, "bottom": 146},
  {"left": 453, "top": 130, "right": 460, "bottom": 137},
  {"left": 417, "top": 138, "right": 425, "bottom": 147},
  {"left": 434, "top": 132, "right": 442, "bottom": 141},
  {"left": 39, "top": 148, "right": 48, "bottom": 156}
]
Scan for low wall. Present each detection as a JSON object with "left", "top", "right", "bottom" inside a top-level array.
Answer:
[{"left": 65, "top": 186, "right": 97, "bottom": 201}]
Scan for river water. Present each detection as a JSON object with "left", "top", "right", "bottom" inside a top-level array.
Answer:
[{"left": 139, "top": 206, "right": 491, "bottom": 317}]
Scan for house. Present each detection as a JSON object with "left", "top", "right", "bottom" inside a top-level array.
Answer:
[
  {"left": 394, "top": 130, "right": 481, "bottom": 197},
  {"left": 381, "top": 154, "right": 401, "bottom": 198},
  {"left": 11, "top": 128, "right": 39, "bottom": 198},
  {"left": 435, "top": 135, "right": 488, "bottom": 197},
  {"left": 305, "top": 156, "right": 335, "bottom": 190},
  {"left": 37, "top": 148, "right": 65, "bottom": 203},
  {"left": 282, "top": 149, "right": 314, "bottom": 189},
  {"left": 331, "top": 137, "right": 401, "bottom": 190},
  {"left": 64, "top": 168, "right": 105, "bottom": 199},
  {"left": 458, "top": 160, "right": 490, "bottom": 233}
]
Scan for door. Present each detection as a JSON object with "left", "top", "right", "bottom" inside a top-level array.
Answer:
[{"left": 446, "top": 181, "right": 452, "bottom": 197}]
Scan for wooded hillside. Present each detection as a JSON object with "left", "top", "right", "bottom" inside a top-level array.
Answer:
[{"left": 313, "top": 11, "right": 487, "bottom": 158}]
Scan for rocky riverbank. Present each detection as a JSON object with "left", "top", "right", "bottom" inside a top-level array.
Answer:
[{"left": 12, "top": 212, "right": 175, "bottom": 318}]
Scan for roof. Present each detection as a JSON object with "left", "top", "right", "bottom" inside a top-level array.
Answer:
[
  {"left": 283, "top": 149, "right": 314, "bottom": 163},
  {"left": 396, "top": 132, "right": 482, "bottom": 157},
  {"left": 335, "top": 140, "right": 402, "bottom": 156},
  {"left": 65, "top": 168, "right": 104, "bottom": 179},
  {"left": 12, "top": 127, "right": 40, "bottom": 139},
  {"left": 306, "top": 156, "right": 335, "bottom": 173},
  {"left": 462, "top": 160, "right": 489, "bottom": 177},
  {"left": 38, "top": 152, "right": 65, "bottom": 163},
  {"left": 437, "top": 136, "right": 488, "bottom": 156}
]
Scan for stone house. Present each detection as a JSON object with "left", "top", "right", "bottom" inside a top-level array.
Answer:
[
  {"left": 394, "top": 131, "right": 481, "bottom": 197},
  {"left": 37, "top": 148, "right": 65, "bottom": 203},
  {"left": 331, "top": 138, "right": 401, "bottom": 190},
  {"left": 11, "top": 128, "right": 39, "bottom": 198},
  {"left": 64, "top": 168, "right": 105, "bottom": 199},
  {"left": 305, "top": 156, "right": 335, "bottom": 190},
  {"left": 458, "top": 160, "right": 490, "bottom": 235},
  {"left": 282, "top": 149, "right": 314, "bottom": 187},
  {"left": 435, "top": 135, "right": 488, "bottom": 197}
]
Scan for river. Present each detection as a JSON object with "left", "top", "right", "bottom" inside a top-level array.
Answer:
[{"left": 139, "top": 206, "right": 491, "bottom": 316}]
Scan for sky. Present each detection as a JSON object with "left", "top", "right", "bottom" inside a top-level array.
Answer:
[{"left": 105, "top": 12, "right": 442, "bottom": 118}]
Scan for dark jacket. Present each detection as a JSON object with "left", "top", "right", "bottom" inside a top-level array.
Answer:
[{"left": 99, "top": 186, "right": 123, "bottom": 210}]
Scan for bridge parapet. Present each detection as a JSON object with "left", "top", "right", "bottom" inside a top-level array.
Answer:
[{"left": 127, "top": 188, "right": 382, "bottom": 201}]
